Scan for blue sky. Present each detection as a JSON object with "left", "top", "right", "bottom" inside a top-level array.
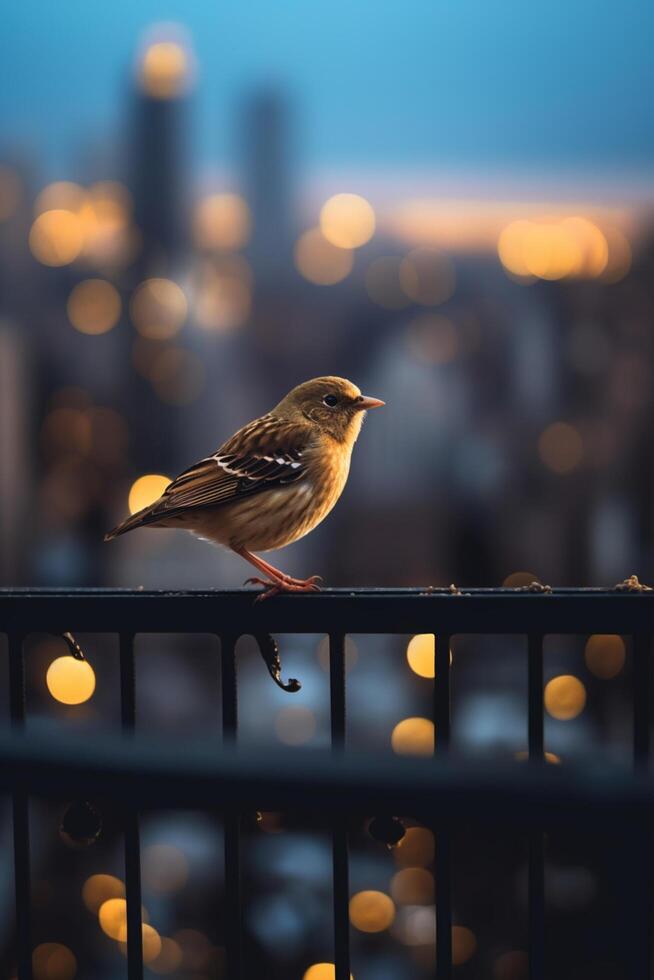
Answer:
[{"left": 2, "top": 0, "right": 653, "bottom": 185}]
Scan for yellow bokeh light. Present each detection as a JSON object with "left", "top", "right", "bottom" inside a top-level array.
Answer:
[
  {"left": 46, "top": 656, "right": 95, "bottom": 706},
  {"left": 303, "top": 964, "right": 353, "bottom": 980},
  {"left": 544, "top": 675, "right": 586, "bottom": 720},
  {"left": 399, "top": 248, "right": 455, "bottom": 306},
  {"left": 34, "top": 182, "right": 87, "bottom": 216},
  {"left": 128, "top": 474, "right": 171, "bottom": 515},
  {"left": 193, "top": 193, "right": 251, "bottom": 251},
  {"left": 349, "top": 890, "right": 395, "bottom": 933},
  {"left": 365, "top": 256, "right": 409, "bottom": 310},
  {"left": 391, "top": 717, "right": 434, "bottom": 756},
  {"left": 390, "top": 867, "right": 434, "bottom": 904},
  {"left": 194, "top": 255, "right": 252, "bottom": 331},
  {"left": 140, "top": 42, "right": 189, "bottom": 99},
  {"left": 452, "top": 926, "right": 477, "bottom": 966},
  {"left": 274, "top": 705, "right": 317, "bottom": 746},
  {"left": 67, "top": 279, "right": 121, "bottom": 335},
  {"left": 0, "top": 165, "right": 23, "bottom": 222},
  {"left": 498, "top": 217, "right": 609, "bottom": 282},
  {"left": 407, "top": 634, "right": 435, "bottom": 678},
  {"left": 538, "top": 422, "right": 584, "bottom": 474},
  {"left": 130, "top": 278, "right": 187, "bottom": 339},
  {"left": 503, "top": 571, "right": 540, "bottom": 588},
  {"left": 394, "top": 827, "right": 435, "bottom": 868},
  {"left": 294, "top": 227, "right": 353, "bottom": 285},
  {"left": 32, "top": 943, "right": 77, "bottom": 980},
  {"left": 142, "top": 844, "right": 189, "bottom": 896},
  {"left": 98, "top": 898, "right": 128, "bottom": 939},
  {"left": 29, "top": 210, "right": 84, "bottom": 266},
  {"left": 118, "top": 923, "right": 162, "bottom": 964},
  {"left": 584, "top": 634, "right": 626, "bottom": 679},
  {"left": 320, "top": 193, "right": 375, "bottom": 249},
  {"left": 149, "top": 936, "right": 184, "bottom": 975},
  {"left": 82, "top": 874, "right": 125, "bottom": 914}
]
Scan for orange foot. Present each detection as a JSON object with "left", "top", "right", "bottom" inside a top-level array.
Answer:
[{"left": 244, "top": 576, "right": 322, "bottom": 601}]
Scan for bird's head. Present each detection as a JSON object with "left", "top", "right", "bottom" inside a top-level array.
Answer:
[{"left": 274, "top": 376, "right": 384, "bottom": 444}]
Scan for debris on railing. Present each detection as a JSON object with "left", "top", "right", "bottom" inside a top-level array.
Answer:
[
  {"left": 512, "top": 581, "right": 553, "bottom": 594},
  {"left": 614, "top": 575, "right": 653, "bottom": 593},
  {"left": 255, "top": 634, "right": 301, "bottom": 692}
]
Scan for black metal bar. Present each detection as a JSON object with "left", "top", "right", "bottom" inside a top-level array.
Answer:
[
  {"left": 221, "top": 634, "right": 242, "bottom": 980},
  {"left": 527, "top": 634, "right": 544, "bottom": 980},
  {"left": 632, "top": 633, "right": 652, "bottom": 980},
  {"left": 119, "top": 633, "right": 143, "bottom": 980},
  {"left": 329, "top": 633, "right": 351, "bottom": 980},
  {"left": 434, "top": 634, "right": 451, "bottom": 980},
  {"left": 8, "top": 633, "right": 31, "bottom": 980}
]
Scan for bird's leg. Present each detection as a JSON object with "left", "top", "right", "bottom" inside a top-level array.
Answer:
[{"left": 235, "top": 547, "right": 321, "bottom": 597}]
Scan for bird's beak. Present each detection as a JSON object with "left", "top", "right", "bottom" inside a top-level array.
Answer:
[{"left": 356, "top": 395, "right": 385, "bottom": 410}]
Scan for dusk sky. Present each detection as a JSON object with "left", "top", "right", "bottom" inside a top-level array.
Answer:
[{"left": 2, "top": 0, "right": 653, "bottom": 189}]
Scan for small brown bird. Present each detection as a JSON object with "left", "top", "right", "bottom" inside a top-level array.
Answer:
[{"left": 105, "top": 377, "right": 384, "bottom": 597}]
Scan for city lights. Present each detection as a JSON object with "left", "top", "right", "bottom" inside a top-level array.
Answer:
[
  {"left": 391, "top": 717, "right": 435, "bottom": 755},
  {"left": 544, "top": 675, "right": 587, "bottom": 720},
  {"left": 98, "top": 898, "right": 130, "bottom": 939},
  {"left": 498, "top": 216, "right": 614, "bottom": 281},
  {"left": 584, "top": 634, "right": 626, "bottom": 679},
  {"left": 46, "top": 656, "right": 96, "bottom": 705},
  {"left": 29, "top": 209, "right": 84, "bottom": 266},
  {"left": 319, "top": 193, "right": 375, "bottom": 249},
  {"left": 67, "top": 279, "right": 121, "bottom": 335},
  {"left": 348, "top": 890, "right": 396, "bottom": 932},
  {"left": 303, "top": 964, "right": 353, "bottom": 980},
  {"left": 399, "top": 247, "right": 456, "bottom": 306},
  {"left": 390, "top": 867, "right": 434, "bottom": 904},
  {"left": 393, "top": 827, "right": 435, "bottom": 868},
  {"left": 82, "top": 874, "right": 125, "bottom": 913},
  {"left": 294, "top": 227, "right": 353, "bottom": 284},
  {"left": 140, "top": 41, "right": 189, "bottom": 99},
  {"left": 130, "top": 278, "right": 188, "bottom": 339},
  {"left": 32, "top": 943, "right": 76, "bottom": 980},
  {"left": 538, "top": 422, "right": 584, "bottom": 474},
  {"left": 128, "top": 474, "right": 171, "bottom": 514},
  {"left": 406, "top": 634, "right": 435, "bottom": 678},
  {"left": 149, "top": 936, "right": 184, "bottom": 975},
  {"left": 118, "top": 923, "right": 162, "bottom": 964},
  {"left": 193, "top": 193, "right": 251, "bottom": 251},
  {"left": 193, "top": 256, "right": 252, "bottom": 331}
]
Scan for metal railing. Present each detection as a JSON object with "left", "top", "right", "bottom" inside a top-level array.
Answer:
[{"left": 1, "top": 586, "right": 654, "bottom": 980}]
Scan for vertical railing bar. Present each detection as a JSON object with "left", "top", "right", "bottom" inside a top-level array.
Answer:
[
  {"left": 632, "top": 632, "right": 652, "bottom": 980},
  {"left": 527, "top": 633, "right": 545, "bottom": 980},
  {"left": 119, "top": 632, "right": 143, "bottom": 980},
  {"left": 221, "top": 634, "right": 242, "bottom": 980},
  {"left": 9, "top": 632, "right": 31, "bottom": 980},
  {"left": 434, "top": 633, "right": 451, "bottom": 980},
  {"left": 329, "top": 632, "right": 350, "bottom": 980}
]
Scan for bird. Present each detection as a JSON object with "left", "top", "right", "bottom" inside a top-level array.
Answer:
[{"left": 105, "top": 377, "right": 384, "bottom": 598}]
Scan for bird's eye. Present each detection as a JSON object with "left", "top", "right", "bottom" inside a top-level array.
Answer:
[{"left": 323, "top": 394, "right": 338, "bottom": 407}]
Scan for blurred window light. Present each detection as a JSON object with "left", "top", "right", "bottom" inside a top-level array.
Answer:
[
  {"left": 584, "top": 634, "right": 626, "bottom": 679},
  {"left": 193, "top": 193, "right": 251, "bottom": 251},
  {"left": 130, "top": 278, "right": 187, "bottom": 339},
  {"left": 391, "top": 717, "right": 435, "bottom": 755},
  {"left": 98, "top": 898, "right": 129, "bottom": 939},
  {"left": 32, "top": 943, "right": 76, "bottom": 980},
  {"left": 142, "top": 844, "right": 189, "bottom": 895},
  {"left": 118, "top": 923, "right": 162, "bottom": 964},
  {"left": 274, "top": 705, "right": 317, "bottom": 745},
  {"left": 349, "top": 890, "right": 395, "bottom": 932},
  {"left": 452, "top": 926, "right": 478, "bottom": 966},
  {"left": 294, "top": 227, "right": 353, "bottom": 285},
  {"left": 399, "top": 247, "right": 455, "bottom": 306},
  {"left": 406, "top": 314, "right": 459, "bottom": 364},
  {"left": 393, "top": 827, "right": 435, "bottom": 868},
  {"left": 140, "top": 41, "right": 190, "bottom": 99},
  {"left": 0, "top": 165, "right": 23, "bottom": 222},
  {"left": 364, "top": 256, "right": 409, "bottom": 310},
  {"left": 391, "top": 867, "right": 434, "bottom": 905},
  {"left": 538, "top": 422, "right": 584, "bottom": 474},
  {"left": 82, "top": 874, "right": 125, "bottom": 914},
  {"left": 34, "top": 181, "right": 87, "bottom": 216},
  {"left": 149, "top": 936, "right": 183, "bottom": 975},
  {"left": 46, "top": 656, "right": 95, "bottom": 705},
  {"left": 407, "top": 634, "right": 435, "bottom": 678},
  {"left": 149, "top": 347, "right": 206, "bottom": 405},
  {"left": 29, "top": 209, "right": 84, "bottom": 266},
  {"left": 303, "top": 964, "right": 353, "bottom": 980},
  {"left": 544, "top": 675, "right": 586, "bottom": 720},
  {"left": 499, "top": 217, "right": 613, "bottom": 281},
  {"left": 320, "top": 193, "right": 375, "bottom": 249},
  {"left": 128, "top": 474, "right": 171, "bottom": 514},
  {"left": 67, "top": 279, "right": 121, "bottom": 335}
]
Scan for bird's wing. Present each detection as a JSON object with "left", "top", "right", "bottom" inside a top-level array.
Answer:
[{"left": 147, "top": 414, "right": 311, "bottom": 519}]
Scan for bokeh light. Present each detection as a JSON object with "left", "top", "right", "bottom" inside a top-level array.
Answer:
[
  {"left": 128, "top": 474, "right": 171, "bottom": 514},
  {"left": 319, "top": 193, "right": 375, "bottom": 249},
  {"left": 544, "top": 675, "right": 586, "bottom": 720},
  {"left": 32, "top": 943, "right": 76, "bottom": 980},
  {"left": 140, "top": 42, "right": 189, "bottom": 99},
  {"left": 407, "top": 634, "right": 435, "bottom": 678},
  {"left": 399, "top": 247, "right": 455, "bottom": 305},
  {"left": 34, "top": 182, "right": 86, "bottom": 216},
  {"left": 130, "top": 279, "right": 188, "bottom": 339},
  {"left": 393, "top": 827, "right": 435, "bottom": 868},
  {"left": 193, "top": 193, "right": 251, "bottom": 250},
  {"left": 29, "top": 210, "right": 84, "bottom": 266},
  {"left": 172, "top": 929, "right": 211, "bottom": 970},
  {"left": 274, "top": 705, "right": 317, "bottom": 745},
  {"left": 98, "top": 898, "right": 129, "bottom": 939},
  {"left": 538, "top": 422, "right": 584, "bottom": 474},
  {"left": 348, "top": 890, "right": 395, "bottom": 932},
  {"left": 294, "top": 227, "right": 353, "bottom": 285},
  {"left": 584, "top": 634, "right": 626, "bottom": 679},
  {"left": 391, "top": 717, "right": 435, "bottom": 755},
  {"left": 46, "top": 656, "right": 95, "bottom": 705},
  {"left": 193, "top": 256, "right": 252, "bottom": 331},
  {"left": 82, "top": 874, "right": 125, "bottom": 914},
  {"left": 67, "top": 279, "right": 121, "bottom": 335},
  {"left": 498, "top": 217, "right": 612, "bottom": 281},
  {"left": 452, "top": 926, "right": 477, "bottom": 965},
  {"left": 390, "top": 867, "right": 434, "bottom": 904},
  {"left": 149, "top": 937, "right": 184, "bottom": 975},
  {"left": 118, "top": 923, "right": 162, "bottom": 964},
  {"left": 303, "top": 964, "right": 353, "bottom": 980},
  {"left": 142, "top": 844, "right": 189, "bottom": 895},
  {"left": 503, "top": 571, "right": 540, "bottom": 588}
]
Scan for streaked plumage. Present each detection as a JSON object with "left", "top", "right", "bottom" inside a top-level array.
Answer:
[{"left": 105, "top": 377, "right": 384, "bottom": 597}]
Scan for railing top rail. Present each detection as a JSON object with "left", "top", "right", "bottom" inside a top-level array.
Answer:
[{"left": 0, "top": 587, "right": 653, "bottom": 634}]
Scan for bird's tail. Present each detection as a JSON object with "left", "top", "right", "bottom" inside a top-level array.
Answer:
[{"left": 104, "top": 505, "right": 157, "bottom": 542}]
